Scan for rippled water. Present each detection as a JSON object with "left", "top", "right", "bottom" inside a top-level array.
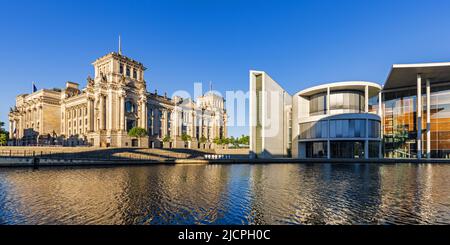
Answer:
[{"left": 0, "top": 163, "right": 449, "bottom": 225}]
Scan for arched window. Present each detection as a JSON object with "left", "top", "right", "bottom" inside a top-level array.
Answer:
[{"left": 125, "top": 101, "right": 136, "bottom": 113}]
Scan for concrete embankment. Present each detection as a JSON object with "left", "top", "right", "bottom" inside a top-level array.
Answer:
[
  {"left": 1, "top": 156, "right": 450, "bottom": 168},
  {"left": 0, "top": 147, "right": 251, "bottom": 167}
]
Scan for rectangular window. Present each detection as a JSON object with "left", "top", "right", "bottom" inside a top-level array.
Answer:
[
  {"left": 306, "top": 141, "right": 327, "bottom": 158},
  {"left": 148, "top": 108, "right": 153, "bottom": 136},
  {"left": 369, "top": 141, "right": 380, "bottom": 158},
  {"left": 126, "top": 67, "right": 130, "bottom": 77},
  {"left": 120, "top": 64, "right": 124, "bottom": 74},
  {"left": 330, "top": 141, "right": 365, "bottom": 158}
]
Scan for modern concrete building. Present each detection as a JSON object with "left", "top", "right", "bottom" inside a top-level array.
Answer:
[
  {"left": 8, "top": 47, "right": 227, "bottom": 148},
  {"left": 383, "top": 62, "right": 450, "bottom": 159},
  {"left": 250, "top": 62, "right": 450, "bottom": 160},
  {"left": 293, "top": 82, "right": 382, "bottom": 159},
  {"left": 249, "top": 71, "right": 292, "bottom": 158}
]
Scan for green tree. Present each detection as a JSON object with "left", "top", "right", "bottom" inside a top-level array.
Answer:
[
  {"left": 162, "top": 135, "right": 172, "bottom": 142},
  {"left": 238, "top": 135, "right": 249, "bottom": 145},
  {"left": 199, "top": 136, "right": 207, "bottom": 143},
  {"left": 0, "top": 121, "right": 8, "bottom": 146},
  {"left": 181, "top": 133, "right": 192, "bottom": 142},
  {"left": 235, "top": 136, "right": 241, "bottom": 147},
  {"left": 214, "top": 137, "right": 232, "bottom": 146},
  {"left": 213, "top": 137, "right": 221, "bottom": 145},
  {"left": 128, "top": 127, "right": 148, "bottom": 138},
  {"left": 0, "top": 134, "right": 7, "bottom": 146}
]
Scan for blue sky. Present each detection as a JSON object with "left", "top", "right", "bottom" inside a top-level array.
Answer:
[{"left": 2, "top": 0, "right": 450, "bottom": 137}]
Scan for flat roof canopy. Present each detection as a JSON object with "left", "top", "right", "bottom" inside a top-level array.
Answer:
[{"left": 384, "top": 62, "right": 450, "bottom": 90}]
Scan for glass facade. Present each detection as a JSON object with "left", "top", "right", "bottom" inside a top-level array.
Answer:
[
  {"left": 330, "top": 91, "right": 364, "bottom": 114},
  {"left": 309, "top": 93, "right": 327, "bottom": 116},
  {"left": 430, "top": 85, "right": 450, "bottom": 158},
  {"left": 299, "top": 118, "right": 381, "bottom": 159},
  {"left": 383, "top": 89, "right": 419, "bottom": 158},
  {"left": 329, "top": 119, "right": 366, "bottom": 138},
  {"left": 299, "top": 121, "right": 328, "bottom": 139},
  {"left": 306, "top": 141, "right": 327, "bottom": 158},
  {"left": 368, "top": 95, "right": 379, "bottom": 114},
  {"left": 369, "top": 141, "right": 380, "bottom": 158},
  {"left": 330, "top": 141, "right": 365, "bottom": 158},
  {"left": 295, "top": 72, "right": 450, "bottom": 159},
  {"left": 300, "top": 119, "right": 378, "bottom": 140},
  {"left": 368, "top": 120, "right": 381, "bottom": 138}
]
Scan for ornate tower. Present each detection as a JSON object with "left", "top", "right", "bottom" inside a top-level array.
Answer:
[{"left": 87, "top": 49, "right": 148, "bottom": 147}]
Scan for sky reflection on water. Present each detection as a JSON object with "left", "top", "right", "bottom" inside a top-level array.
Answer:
[{"left": 0, "top": 164, "right": 449, "bottom": 225}]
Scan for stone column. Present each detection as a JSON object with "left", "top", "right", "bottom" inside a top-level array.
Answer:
[
  {"left": 198, "top": 112, "right": 203, "bottom": 139},
  {"left": 417, "top": 74, "right": 422, "bottom": 159},
  {"left": 119, "top": 95, "right": 124, "bottom": 131},
  {"left": 108, "top": 91, "right": 113, "bottom": 131},
  {"left": 191, "top": 110, "right": 196, "bottom": 140},
  {"left": 19, "top": 115, "right": 23, "bottom": 138},
  {"left": 223, "top": 113, "right": 227, "bottom": 139},
  {"left": 9, "top": 120, "right": 13, "bottom": 139},
  {"left": 93, "top": 100, "right": 98, "bottom": 132},
  {"left": 141, "top": 99, "right": 148, "bottom": 130},
  {"left": 39, "top": 106, "right": 43, "bottom": 134},
  {"left": 426, "top": 79, "right": 431, "bottom": 159},
  {"left": 100, "top": 95, "right": 105, "bottom": 130},
  {"left": 87, "top": 99, "right": 92, "bottom": 132},
  {"left": 163, "top": 109, "right": 168, "bottom": 137}
]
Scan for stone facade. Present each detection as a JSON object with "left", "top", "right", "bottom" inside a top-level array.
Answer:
[{"left": 8, "top": 52, "right": 227, "bottom": 148}]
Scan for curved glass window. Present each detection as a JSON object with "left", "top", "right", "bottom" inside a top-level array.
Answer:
[
  {"left": 299, "top": 121, "right": 328, "bottom": 139},
  {"left": 329, "top": 119, "right": 366, "bottom": 138},
  {"left": 330, "top": 91, "right": 364, "bottom": 114},
  {"left": 368, "top": 95, "right": 379, "bottom": 114},
  {"left": 309, "top": 93, "right": 327, "bottom": 116},
  {"left": 368, "top": 120, "right": 380, "bottom": 138}
]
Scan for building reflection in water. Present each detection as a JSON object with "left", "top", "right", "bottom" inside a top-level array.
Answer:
[
  {"left": 375, "top": 164, "right": 450, "bottom": 224},
  {"left": 0, "top": 164, "right": 449, "bottom": 224}
]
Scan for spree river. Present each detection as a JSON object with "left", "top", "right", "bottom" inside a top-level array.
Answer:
[{"left": 0, "top": 163, "right": 449, "bottom": 225}]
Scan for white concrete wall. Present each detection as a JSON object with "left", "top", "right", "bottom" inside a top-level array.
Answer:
[{"left": 249, "top": 71, "right": 292, "bottom": 158}]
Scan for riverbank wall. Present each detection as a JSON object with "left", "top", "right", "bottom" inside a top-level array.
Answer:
[{"left": 1, "top": 156, "right": 450, "bottom": 168}]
